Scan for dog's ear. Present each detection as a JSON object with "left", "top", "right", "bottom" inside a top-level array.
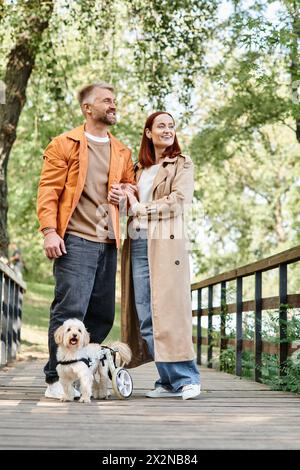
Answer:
[
  {"left": 83, "top": 329, "right": 90, "bottom": 347},
  {"left": 54, "top": 325, "right": 65, "bottom": 345}
]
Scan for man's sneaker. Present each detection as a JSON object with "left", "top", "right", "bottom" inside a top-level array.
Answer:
[
  {"left": 45, "top": 381, "right": 81, "bottom": 399},
  {"left": 146, "top": 386, "right": 182, "bottom": 398},
  {"left": 182, "top": 384, "right": 201, "bottom": 400}
]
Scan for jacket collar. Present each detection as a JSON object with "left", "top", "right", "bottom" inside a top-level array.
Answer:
[
  {"left": 163, "top": 155, "right": 179, "bottom": 163},
  {"left": 136, "top": 155, "right": 179, "bottom": 170},
  {"left": 135, "top": 155, "right": 178, "bottom": 189},
  {"left": 65, "top": 124, "right": 128, "bottom": 152}
]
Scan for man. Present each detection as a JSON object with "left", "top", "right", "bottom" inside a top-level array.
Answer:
[{"left": 37, "top": 82, "right": 135, "bottom": 399}]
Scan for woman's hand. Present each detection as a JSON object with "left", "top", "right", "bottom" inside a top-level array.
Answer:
[{"left": 124, "top": 184, "right": 138, "bottom": 206}]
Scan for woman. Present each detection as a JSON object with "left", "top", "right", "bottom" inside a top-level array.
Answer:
[{"left": 121, "top": 111, "right": 200, "bottom": 400}]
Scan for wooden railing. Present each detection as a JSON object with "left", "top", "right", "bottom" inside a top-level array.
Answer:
[
  {"left": 191, "top": 246, "right": 300, "bottom": 382},
  {"left": 0, "top": 260, "right": 26, "bottom": 367}
]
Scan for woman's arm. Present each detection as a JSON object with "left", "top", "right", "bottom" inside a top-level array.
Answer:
[{"left": 127, "top": 156, "right": 194, "bottom": 220}]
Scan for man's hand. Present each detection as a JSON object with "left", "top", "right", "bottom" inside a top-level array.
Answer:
[
  {"left": 108, "top": 183, "right": 138, "bottom": 205},
  {"left": 108, "top": 183, "right": 139, "bottom": 206},
  {"left": 107, "top": 183, "right": 126, "bottom": 205},
  {"left": 44, "top": 232, "right": 67, "bottom": 259}
]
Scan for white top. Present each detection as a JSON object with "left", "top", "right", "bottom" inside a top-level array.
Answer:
[
  {"left": 138, "top": 164, "right": 160, "bottom": 203},
  {"left": 132, "top": 164, "right": 160, "bottom": 230},
  {"left": 84, "top": 131, "right": 110, "bottom": 143}
]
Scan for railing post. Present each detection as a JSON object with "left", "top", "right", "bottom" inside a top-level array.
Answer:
[
  {"left": 7, "top": 279, "right": 14, "bottom": 362},
  {"left": 220, "top": 281, "right": 226, "bottom": 370},
  {"left": 1, "top": 276, "right": 9, "bottom": 366},
  {"left": 255, "top": 271, "right": 262, "bottom": 382},
  {"left": 207, "top": 285, "right": 213, "bottom": 368},
  {"left": 0, "top": 261, "right": 26, "bottom": 367},
  {"left": 17, "top": 287, "right": 24, "bottom": 352},
  {"left": 197, "top": 288, "right": 202, "bottom": 365},
  {"left": 236, "top": 277, "right": 243, "bottom": 376},
  {"left": 279, "top": 263, "right": 288, "bottom": 377},
  {"left": 12, "top": 284, "right": 18, "bottom": 358}
]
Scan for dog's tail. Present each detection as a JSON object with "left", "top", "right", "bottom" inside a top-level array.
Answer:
[{"left": 108, "top": 341, "right": 132, "bottom": 367}]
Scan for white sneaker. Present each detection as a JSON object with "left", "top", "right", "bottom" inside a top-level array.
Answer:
[
  {"left": 146, "top": 386, "right": 182, "bottom": 398},
  {"left": 182, "top": 384, "right": 201, "bottom": 400},
  {"left": 45, "top": 381, "right": 81, "bottom": 400}
]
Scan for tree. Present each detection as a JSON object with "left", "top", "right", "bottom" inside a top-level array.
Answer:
[
  {"left": 225, "top": 0, "right": 300, "bottom": 143},
  {"left": 2, "top": 0, "right": 220, "bottom": 275},
  {"left": 128, "top": 0, "right": 219, "bottom": 111},
  {"left": 0, "top": 0, "right": 54, "bottom": 258},
  {"left": 190, "top": 121, "right": 299, "bottom": 277},
  {"left": 188, "top": 0, "right": 300, "bottom": 277}
]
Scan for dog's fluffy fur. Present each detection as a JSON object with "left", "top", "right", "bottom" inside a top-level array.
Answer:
[{"left": 54, "top": 318, "right": 132, "bottom": 403}]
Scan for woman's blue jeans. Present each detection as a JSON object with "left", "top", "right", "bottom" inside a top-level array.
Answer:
[{"left": 131, "top": 234, "right": 200, "bottom": 392}]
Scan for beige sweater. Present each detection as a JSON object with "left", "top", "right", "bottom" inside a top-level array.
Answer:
[{"left": 67, "top": 137, "right": 115, "bottom": 243}]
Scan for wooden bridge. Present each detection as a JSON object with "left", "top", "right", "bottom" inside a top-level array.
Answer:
[
  {"left": 1, "top": 247, "right": 300, "bottom": 450},
  {"left": 1, "top": 358, "right": 300, "bottom": 450}
]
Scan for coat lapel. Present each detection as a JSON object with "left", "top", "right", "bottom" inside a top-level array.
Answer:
[
  {"left": 107, "top": 132, "right": 127, "bottom": 248},
  {"left": 151, "top": 165, "right": 169, "bottom": 194},
  {"left": 78, "top": 135, "right": 88, "bottom": 191},
  {"left": 135, "top": 166, "right": 143, "bottom": 183},
  {"left": 68, "top": 126, "right": 88, "bottom": 211},
  {"left": 135, "top": 159, "right": 176, "bottom": 195}
]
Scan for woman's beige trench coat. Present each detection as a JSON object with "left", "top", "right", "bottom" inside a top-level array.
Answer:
[{"left": 121, "top": 154, "right": 196, "bottom": 368}]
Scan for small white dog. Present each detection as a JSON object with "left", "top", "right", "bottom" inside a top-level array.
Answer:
[{"left": 54, "top": 318, "right": 132, "bottom": 403}]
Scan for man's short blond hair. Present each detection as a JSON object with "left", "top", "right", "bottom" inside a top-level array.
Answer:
[{"left": 77, "top": 82, "right": 115, "bottom": 114}]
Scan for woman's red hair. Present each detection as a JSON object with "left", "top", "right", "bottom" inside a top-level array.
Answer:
[{"left": 138, "top": 112, "right": 181, "bottom": 168}]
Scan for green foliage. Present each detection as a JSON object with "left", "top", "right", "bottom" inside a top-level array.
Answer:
[
  {"left": 23, "top": 281, "right": 55, "bottom": 330},
  {"left": 220, "top": 347, "right": 236, "bottom": 373},
  {"left": 2, "top": 0, "right": 300, "bottom": 288},
  {"left": 190, "top": 58, "right": 300, "bottom": 277},
  {"left": 215, "top": 309, "right": 300, "bottom": 394},
  {"left": 187, "top": 0, "right": 300, "bottom": 280},
  {"left": 2, "top": 0, "right": 220, "bottom": 279},
  {"left": 22, "top": 281, "right": 122, "bottom": 342},
  {"left": 263, "top": 357, "right": 300, "bottom": 394},
  {"left": 128, "top": 0, "right": 220, "bottom": 110}
]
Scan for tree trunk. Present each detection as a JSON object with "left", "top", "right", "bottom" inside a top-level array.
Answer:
[{"left": 0, "top": 2, "right": 53, "bottom": 258}]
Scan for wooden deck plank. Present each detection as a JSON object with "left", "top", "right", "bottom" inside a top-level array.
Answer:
[{"left": 1, "top": 359, "right": 300, "bottom": 449}]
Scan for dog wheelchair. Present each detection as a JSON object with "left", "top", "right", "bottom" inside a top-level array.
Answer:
[{"left": 100, "top": 346, "right": 133, "bottom": 399}]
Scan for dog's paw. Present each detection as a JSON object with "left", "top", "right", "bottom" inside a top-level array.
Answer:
[
  {"left": 79, "top": 396, "right": 91, "bottom": 403},
  {"left": 98, "top": 394, "right": 109, "bottom": 400},
  {"left": 61, "top": 395, "right": 73, "bottom": 402},
  {"left": 93, "top": 391, "right": 106, "bottom": 400}
]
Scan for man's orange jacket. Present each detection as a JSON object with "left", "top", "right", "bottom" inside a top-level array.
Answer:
[{"left": 37, "top": 124, "right": 135, "bottom": 248}]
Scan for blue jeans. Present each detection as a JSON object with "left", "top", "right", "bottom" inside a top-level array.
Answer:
[
  {"left": 44, "top": 234, "right": 117, "bottom": 384},
  {"left": 131, "top": 234, "right": 200, "bottom": 393}
]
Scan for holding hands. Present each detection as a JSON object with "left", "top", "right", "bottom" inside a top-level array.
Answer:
[
  {"left": 108, "top": 183, "right": 138, "bottom": 207},
  {"left": 123, "top": 183, "right": 138, "bottom": 207}
]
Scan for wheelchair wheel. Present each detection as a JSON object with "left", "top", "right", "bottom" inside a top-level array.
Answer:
[{"left": 112, "top": 367, "right": 133, "bottom": 399}]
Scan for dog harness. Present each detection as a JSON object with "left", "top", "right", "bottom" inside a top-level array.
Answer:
[
  {"left": 57, "top": 358, "right": 93, "bottom": 368},
  {"left": 57, "top": 347, "right": 117, "bottom": 370}
]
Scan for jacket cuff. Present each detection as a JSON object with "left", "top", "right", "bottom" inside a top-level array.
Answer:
[
  {"left": 38, "top": 219, "right": 57, "bottom": 232},
  {"left": 145, "top": 203, "right": 157, "bottom": 215},
  {"left": 131, "top": 202, "right": 147, "bottom": 216}
]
